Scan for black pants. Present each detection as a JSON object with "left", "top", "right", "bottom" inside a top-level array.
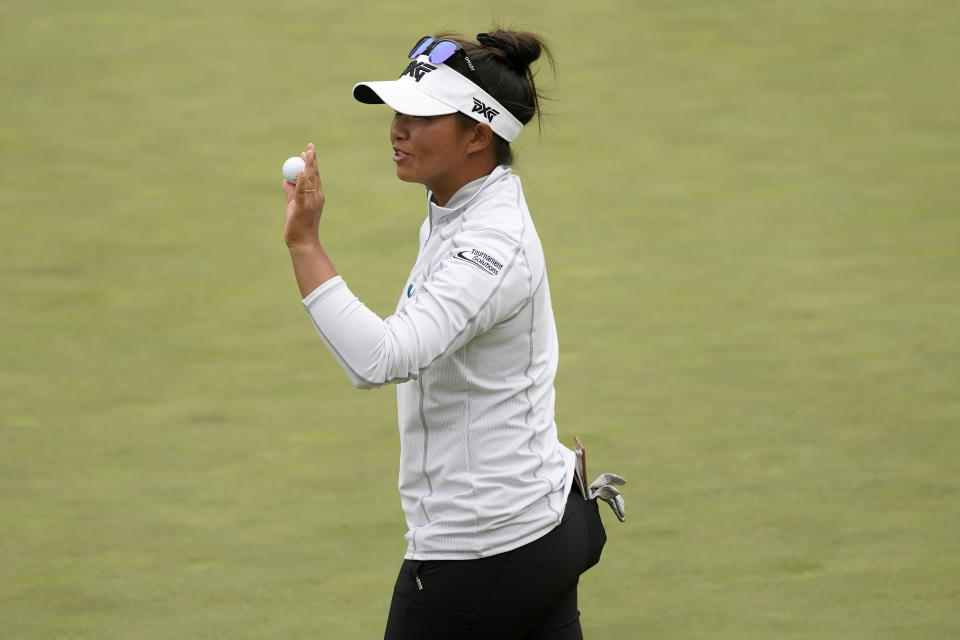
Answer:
[{"left": 384, "top": 487, "right": 607, "bottom": 639}]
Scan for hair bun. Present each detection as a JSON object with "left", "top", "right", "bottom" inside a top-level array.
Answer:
[
  {"left": 477, "top": 33, "right": 516, "bottom": 58},
  {"left": 476, "top": 30, "right": 542, "bottom": 73}
]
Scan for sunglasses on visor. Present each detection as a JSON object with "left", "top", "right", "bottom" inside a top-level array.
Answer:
[{"left": 408, "top": 36, "right": 477, "bottom": 73}]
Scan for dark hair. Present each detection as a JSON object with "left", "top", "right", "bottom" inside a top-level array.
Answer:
[{"left": 436, "top": 29, "right": 555, "bottom": 166}]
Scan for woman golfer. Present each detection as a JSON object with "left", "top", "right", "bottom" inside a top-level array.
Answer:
[{"left": 282, "top": 29, "right": 622, "bottom": 639}]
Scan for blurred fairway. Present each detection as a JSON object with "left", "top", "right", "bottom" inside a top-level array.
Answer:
[{"left": 2, "top": 0, "right": 958, "bottom": 637}]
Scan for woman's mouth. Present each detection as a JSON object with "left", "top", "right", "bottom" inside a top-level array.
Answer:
[{"left": 393, "top": 149, "right": 410, "bottom": 162}]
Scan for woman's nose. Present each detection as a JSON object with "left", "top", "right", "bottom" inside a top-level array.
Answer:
[{"left": 390, "top": 113, "right": 409, "bottom": 141}]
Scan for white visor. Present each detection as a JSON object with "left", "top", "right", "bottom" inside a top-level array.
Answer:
[{"left": 353, "top": 55, "right": 524, "bottom": 142}]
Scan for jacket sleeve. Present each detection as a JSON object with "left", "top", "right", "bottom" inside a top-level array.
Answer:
[{"left": 302, "top": 227, "right": 530, "bottom": 389}]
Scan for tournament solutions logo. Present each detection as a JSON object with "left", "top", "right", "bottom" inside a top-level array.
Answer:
[{"left": 452, "top": 249, "right": 503, "bottom": 276}]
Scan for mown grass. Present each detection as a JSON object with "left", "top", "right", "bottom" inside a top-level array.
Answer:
[{"left": 1, "top": 0, "right": 958, "bottom": 637}]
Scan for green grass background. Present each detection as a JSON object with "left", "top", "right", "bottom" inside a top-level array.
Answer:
[{"left": 2, "top": 0, "right": 958, "bottom": 637}]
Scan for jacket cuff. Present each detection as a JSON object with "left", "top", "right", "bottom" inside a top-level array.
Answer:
[{"left": 301, "top": 275, "right": 346, "bottom": 310}]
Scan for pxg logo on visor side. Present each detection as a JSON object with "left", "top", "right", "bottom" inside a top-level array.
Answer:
[
  {"left": 401, "top": 61, "right": 438, "bottom": 82},
  {"left": 472, "top": 98, "right": 499, "bottom": 123}
]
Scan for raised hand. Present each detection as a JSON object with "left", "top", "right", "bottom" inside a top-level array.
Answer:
[{"left": 283, "top": 142, "right": 325, "bottom": 248}]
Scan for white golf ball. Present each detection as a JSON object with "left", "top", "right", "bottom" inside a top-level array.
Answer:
[{"left": 282, "top": 156, "right": 306, "bottom": 184}]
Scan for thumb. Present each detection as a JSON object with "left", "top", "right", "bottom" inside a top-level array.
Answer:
[{"left": 282, "top": 179, "right": 297, "bottom": 203}]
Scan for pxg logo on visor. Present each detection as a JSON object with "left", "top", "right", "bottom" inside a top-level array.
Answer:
[
  {"left": 472, "top": 98, "right": 499, "bottom": 123},
  {"left": 400, "top": 61, "right": 437, "bottom": 82}
]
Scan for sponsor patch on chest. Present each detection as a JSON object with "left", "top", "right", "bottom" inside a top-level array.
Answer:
[{"left": 452, "top": 248, "right": 504, "bottom": 276}]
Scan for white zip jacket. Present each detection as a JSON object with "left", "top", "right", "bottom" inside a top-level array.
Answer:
[{"left": 302, "top": 165, "right": 576, "bottom": 560}]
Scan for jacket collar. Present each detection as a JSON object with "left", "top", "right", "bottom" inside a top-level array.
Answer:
[{"left": 427, "top": 165, "right": 513, "bottom": 225}]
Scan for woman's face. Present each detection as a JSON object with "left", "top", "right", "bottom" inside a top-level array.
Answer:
[{"left": 390, "top": 112, "right": 475, "bottom": 199}]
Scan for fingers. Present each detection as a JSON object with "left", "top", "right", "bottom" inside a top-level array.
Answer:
[
  {"left": 595, "top": 487, "right": 626, "bottom": 522},
  {"left": 295, "top": 143, "right": 322, "bottom": 194},
  {"left": 595, "top": 485, "right": 621, "bottom": 501},
  {"left": 282, "top": 143, "right": 323, "bottom": 207},
  {"left": 586, "top": 471, "right": 627, "bottom": 522},
  {"left": 605, "top": 494, "right": 626, "bottom": 522},
  {"left": 589, "top": 473, "right": 626, "bottom": 492},
  {"left": 294, "top": 167, "right": 306, "bottom": 205},
  {"left": 305, "top": 143, "right": 322, "bottom": 191},
  {"left": 282, "top": 179, "right": 296, "bottom": 202}
]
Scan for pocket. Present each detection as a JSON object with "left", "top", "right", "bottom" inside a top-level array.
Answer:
[
  {"left": 585, "top": 498, "right": 607, "bottom": 570},
  {"left": 403, "top": 561, "right": 483, "bottom": 635},
  {"left": 393, "top": 560, "right": 423, "bottom": 598}
]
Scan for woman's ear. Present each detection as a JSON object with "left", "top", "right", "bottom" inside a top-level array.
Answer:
[{"left": 466, "top": 122, "right": 495, "bottom": 156}]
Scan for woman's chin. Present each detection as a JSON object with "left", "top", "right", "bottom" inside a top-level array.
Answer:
[{"left": 395, "top": 167, "right": 418, "bottom": 184}]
